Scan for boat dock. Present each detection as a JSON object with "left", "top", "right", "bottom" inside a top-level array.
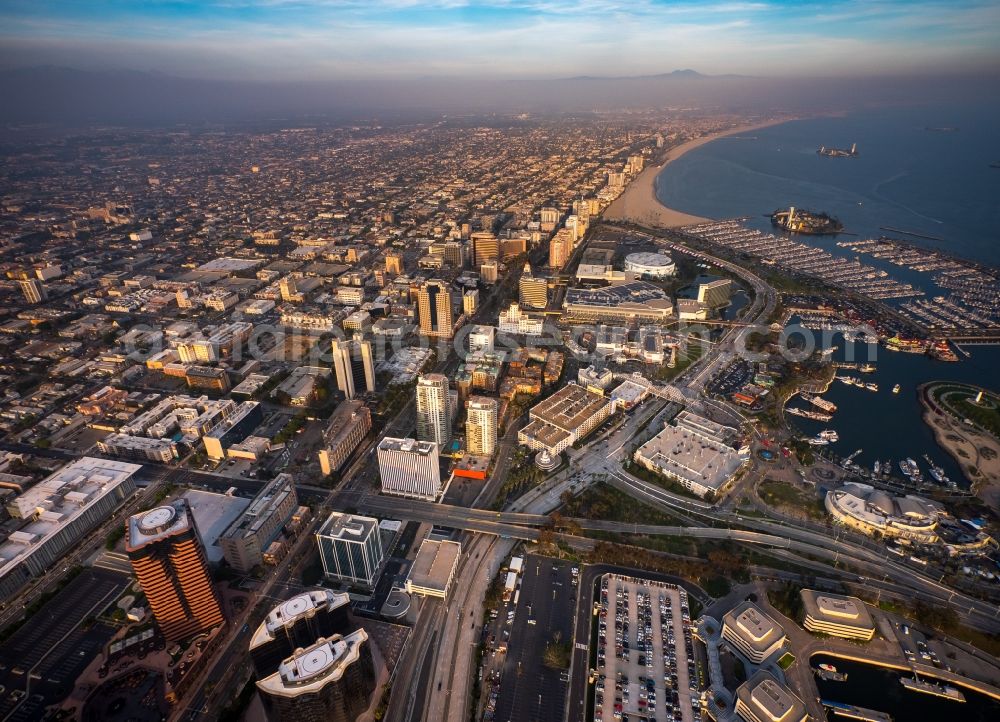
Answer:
[
  {"left": 822, "top": 700, "right": 893, "bottom": 722},
  {"left": 900, "top": 676, "right": 966, "bottom": 702}
]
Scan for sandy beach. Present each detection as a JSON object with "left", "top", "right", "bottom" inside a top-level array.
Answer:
[{"left": 602, "top": 118, "right": 794, "bottom": 229}]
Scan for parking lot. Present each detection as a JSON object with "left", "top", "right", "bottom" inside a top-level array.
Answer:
[
  {"left": 491, "top": 555, "right": 577, "bottom": 722},
  {"left": 594, "top": 574, "right": 700, "bottom": 722},
  {"left": 0, "top": 568, "right": 127, "bottom": 719},
  {"left": 706, "top": 359, "right": 753, "bottom": 398}
]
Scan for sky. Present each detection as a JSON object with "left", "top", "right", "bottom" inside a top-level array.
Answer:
[{"left": 0, "top": 0, "right": 998, "bottom": 81}]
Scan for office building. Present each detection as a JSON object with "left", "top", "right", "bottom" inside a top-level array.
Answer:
[
  {"left": 256, "top": 630, "right": 376, "bottom": 722},
  {"left": 19, "top": 278, "right": 47, "bottom": 304},
  {"left": 417, "top": 279, "right": 454, "bottom": 338},
  {"left": 219, "top": 475, "right": 298, "bottom": 573},
  {"left": 722, "top": 602, "right": 786, "bottom": 664},
  {"left": 330, "top": 337, "right": 375, "bottom": 399},
  {"left": 126, "top": 500, "right": 226, "bottom": 641},
  {"left": 468, "top": 325, "right": 495, "bottom": 354},
  {"left": 385, "top": 252, "right": 403, "bottom": 275},
  {"left": 377, "top": 437, "right": 442, "bottom": 501},
  {"left": 0, "top": 458, "right": 141, "bottom": 599},
  {"left": 249, "top": 590, "right": 352, "bottom": 678},
  {"left": 734, "top": 671, "right": 807, "bottom": 722},
  {"left": 518, "top": 383, "right": 614, "bottom": 455},
  {"left": 318, "top": 400, "right": 372, "bottom": 475},
  {"left": 470, "top": 232, "right": 499, "bottom": 266},
  {"left": 800, "top": 590, "right": 876, "bottom": 641},
  {"left": 416, "top": 373, "right": 452, "bottom": 448},
  {"left": 202, "top": 401, "right": 264, "bottom": 460},
  {"left": 518, "top": 263, "right": 548, "bottom": 310},
  {"left": 405, "top": 539, "right": 461, "bottom": 599},
  {"left": 466, "top": 396, "right": 498, "bottom": 456},
  {"left": 563, "top": 281, "right": 674, "bottom": 323},
  {"left": 633, "top": 411, "right": 748, "bottom": 499},
  {"left": 316, "top": 513, "right": 385, "bottom": 586}
]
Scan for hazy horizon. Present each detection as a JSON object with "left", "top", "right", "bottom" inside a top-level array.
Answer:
[{"left": 1, "top": 1, "right": 999, "bottom": 125}]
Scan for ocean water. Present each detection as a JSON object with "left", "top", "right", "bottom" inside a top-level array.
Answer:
[
  {"left": 655, "top": 104, "right": 1000, "bottom": 265},
  {"left": 653, "top": 104, "right": 1000, "bottom": 483}
]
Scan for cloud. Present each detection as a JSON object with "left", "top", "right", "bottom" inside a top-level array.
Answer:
[{"left": 0, "top": 0, "right": 997, "bottom": 79}]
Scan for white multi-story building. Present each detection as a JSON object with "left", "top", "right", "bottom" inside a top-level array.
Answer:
[
  {"left": 466, "top": 396, "right": 498, "bottom": 456},
  {"left": 0, "top": 458, "right": 141, "bottom": 598},
  {"left": 416, "top": 374, "right": 451, "bottom": 448},
  {"left": 316, "top": 512, "right": 385, "bottom": 586},
  {"left": 498, "top": 303, "right": 544, "bottom": 336},
  {"left": 377, "top": 437, "right": 442, "bottom": 501},
  {"left": 468, "top": 325, "right": 495, "bottom": 354}
]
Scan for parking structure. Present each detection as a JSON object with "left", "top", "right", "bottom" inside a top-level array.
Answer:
[{"left": 594, "top": 574, "right": 701, "bottom": 722}]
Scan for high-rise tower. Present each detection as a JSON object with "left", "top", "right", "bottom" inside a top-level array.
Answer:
[
  {"left": 417, "top": 279, "right": 454, "bottom": 338},
  {"left": 416, "top": 373, "right": 451, "bottom": 448},
  {"left": 125, "top": 500, "right": 225, "bottom": 642},
  {"left": 466, "top": 396, "right": 498, "bottom": 456}
]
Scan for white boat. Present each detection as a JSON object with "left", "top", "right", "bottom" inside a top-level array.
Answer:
[
  {"left": 873, "top": 460, "right": 881, "bottom": 475},
  {"left": 892, "top": 383, "right": 901, "bottom": 394}
]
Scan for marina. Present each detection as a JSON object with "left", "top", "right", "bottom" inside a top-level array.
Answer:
[
  {"left": 682, "top": 220, "right": 924, "bottom": 300},
  {"left": 822, "top": 701, "right": 892, "bottom": 722}
]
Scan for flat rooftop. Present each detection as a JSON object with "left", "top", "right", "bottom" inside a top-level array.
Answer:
[
  {"left": 723, "top": 602, "right": 784, "bottom": 650},
  {"left": 800, "top": 589, "right": 875, "bottom": 628},
  {"left": 736, "top": 670, "right": 807, "bottom": 722},
  {"left": 635, "top": 422, "right": 744, "bottom": 493},
  {"left": 317, "top": 511, "right": 379, "bottom": 541},
  {"left": 379, "top": 437, "right": 438, "bottom": 457},
  {"left": 2, "top": 457, "right": 141, "bottom": 573},
  {"left": 529, "top": 383, "right": 611, "bottom": 433},
  {"left": 407, "top": 539, "right": 461, "bottom": 593},
  {"left": 183, "top": 489, "right": 251, "bottom": 562}
]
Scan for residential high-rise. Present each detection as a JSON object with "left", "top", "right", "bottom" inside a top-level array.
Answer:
[
  {"left": 256, "top": 631, "right": 376, "bottom": 722},
  {"left": 548, "top": 228, "right": 573, "bottom": 269},
  {"left": 19, "top": 278, "right": 47, "bottom": 304},
  {"left": 330, "top": 337, "right": 375, "bottom": 399},
  {"left": 316, "top": 513, "right": 385, "bottom": 586},
  {"left": 416, "top": 373, "right": 451, "bottom": 448},
  {"left": 417, "top": 279, "right": 454, "bottom": 338},
  {"left": 463, "top": 289, "right": 479, "bottom": 315},
  {"left": 125, "top": 500, "right": 225, "bottom": 641},
  {"left": 377, "top": 437, "right": 442, "bottom": 500},
  {"left": 518, "top": 263, "right": 548, "bottom": 310},
  {"left": 480, "top": 261, "right": 499, "bottom": 284},
  {"left": 466, "top": 396, "right": 498, "bottom": 456}
]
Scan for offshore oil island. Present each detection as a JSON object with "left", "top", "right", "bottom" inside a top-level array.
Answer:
[
  {"left": 771, "top": 206, "right": 845, "bottom": 235},
  {"left": 818, "top": 142, "right": 858, "bottom": 157}
]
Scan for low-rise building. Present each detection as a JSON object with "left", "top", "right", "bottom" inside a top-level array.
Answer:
[
  {"left": 405, "top": 539, "right": 461, "bottom": 599},
  {"left": 734, "top": 670, "right": 807, "bottom": 722},
  {"left": 800, "top": 589, "right": 876, "bottom": 641},
  {"left": 518, "top": 383, "right": 614, "bottom": 455},
  {"left": 722, "top": 602, "right": 786, "bottom": 664}
]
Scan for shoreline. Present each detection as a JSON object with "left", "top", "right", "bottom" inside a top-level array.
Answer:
[{"left": 602, "top": 117, "right": 796, "bottom": 229}]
